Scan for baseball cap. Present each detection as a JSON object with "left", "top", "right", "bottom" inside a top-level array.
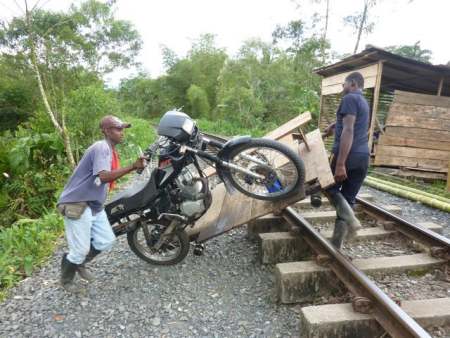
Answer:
[{"left": 99, "top": 115, "right": 131, "bottom": 130}]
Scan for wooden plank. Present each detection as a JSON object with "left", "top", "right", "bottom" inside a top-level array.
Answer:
[
  {"left": 378, "top": 135, "right": 450, "bottom": 152},
  {"left": 386, "top": 114, "right": 450, "bottom": 131},
  {"left": 447, "top": 162, "right": 450, "bottom": 192},
  {"left": 321, "top": 63, "right": 379, "bottom": 88},
  {"left": 368, "top": 61, "right": 384, "bottom": 153},
  {"left": 389, "top": 103, "right": 450, "bottom": 121},
  {"left": 322, "top": 76, "right": 377, "bottom": 95},
  {"left": 264, "top": 112, "right": 312, "bottom": 140},
  {"left": 190, "top": 128, "right": 334, "bottom": 241},
  {"left": 298, "top": 129, "right": 334, "bottom": 188},
  {"left": 438, "top": 77, "right": 444, "bottom": 96},
  {"left": 394, "top": 90, "right": 450, "bottom": 108},
  {"left": 384, "top": 126, "right": 450, "bottom": 143},
  {"left": 374, "top": 155, "right": 448, "bottom": 173},
  {"left": 376, "top": 145, "right": 450, "bottom": 161}
]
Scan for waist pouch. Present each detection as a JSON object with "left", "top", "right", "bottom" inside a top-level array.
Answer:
[{"left": 57, "top": 202, "right": 88, "bottom": 220}]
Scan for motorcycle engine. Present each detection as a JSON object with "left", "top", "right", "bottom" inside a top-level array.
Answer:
[{"left": 175, "top": 167, "right": 211, "bottom": 220}]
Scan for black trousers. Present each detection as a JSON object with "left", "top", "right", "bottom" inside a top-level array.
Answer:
[{"left": 326, "top": 152, "right": 369, "bottom": 207}]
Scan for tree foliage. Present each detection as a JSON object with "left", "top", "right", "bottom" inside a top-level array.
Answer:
[{"left": 385, "top": 41, "right": 432, "bottom": 63}]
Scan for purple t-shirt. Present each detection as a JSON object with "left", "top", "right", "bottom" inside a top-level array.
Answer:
[{"left": 58, "top": 140, "right": 112, "bottom": 213}]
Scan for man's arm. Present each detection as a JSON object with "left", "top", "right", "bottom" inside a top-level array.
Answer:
[
  {"left": 334, "top": 115, "right": 356, "bottom": 182},
  {"left": 98, "top": 156, "right": 146, "bottom": 183},
  {"left": 322, "top": 122, "right": 336, "bottom": 138}
]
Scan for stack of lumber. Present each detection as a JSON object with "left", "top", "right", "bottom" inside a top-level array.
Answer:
[{"left": 374, "top": 90, "right": 450, "bottom": 175}]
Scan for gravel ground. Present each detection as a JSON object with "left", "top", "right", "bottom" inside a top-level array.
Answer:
[
  {"left": 341, "top": 234, "right": 421, "bottom": 259},
  {"left": 0, "top": 227, "right": 298, "bottom": 338},
  {"left": 360, "top": 186, "right": 450, "bottom": 238},
  {"left": 1, "top": 182, "right": 449, "bottom": 338},
  {"left": 372, "top": 269, "right": 450, "bottom": 301}
]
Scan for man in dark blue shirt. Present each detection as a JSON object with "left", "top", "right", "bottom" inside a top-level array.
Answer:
[{"left": 323, "top": 72, "right": 370, "bottom": 249}]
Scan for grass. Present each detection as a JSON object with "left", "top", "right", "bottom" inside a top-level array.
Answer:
[{"left": 0, "top": 212, "right": 63, "bottom": 301}]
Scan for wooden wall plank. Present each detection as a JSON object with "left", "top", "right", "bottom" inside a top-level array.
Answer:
[
  {"left": 386, "top": 114, "right": 450, "bottom": 131},
  {"left": 394, "top": 90, "right": 450, "bottom": 108},
  {"left": 383, "top": 126, "right": 450, "bottom": 143},
  {"left": 322, "top": 76, "right": 377, "bottom": 95},
  {"left": 389, "top": 103, "right": 450, "bottom": 120},
  {"left": 321, "top": 63, "right": 379, "bottom": 87},
  {"left": 376, "top": 145, "right": 450, "bottom": 161},
  {"left": 378, "top": 135, "right": 450, "bottom": 152},
  {"left": 374, "top": 155, "right": 448, "bottom": 173}
]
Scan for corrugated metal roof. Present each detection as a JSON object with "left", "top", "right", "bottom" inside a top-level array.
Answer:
[{"left": 315, "top": 46, "right": 450, "bottom": 97}]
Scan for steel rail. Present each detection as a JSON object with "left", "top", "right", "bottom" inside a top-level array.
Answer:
[
  {"left": 357, "top": 197, "right": 450, "bottom": 251},
  {"left": 282, "top": 206, "right": 432, "bottom": 338}
]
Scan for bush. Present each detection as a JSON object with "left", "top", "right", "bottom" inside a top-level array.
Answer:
[
  {"left": 0, "top": 123, "right": 69, "bottom": 227},
  {"left": 186, "top": 84, "right": 210, "bottom": 118},
  {"left": 0, "top": 212, "right": 63, "bottom": 300}
]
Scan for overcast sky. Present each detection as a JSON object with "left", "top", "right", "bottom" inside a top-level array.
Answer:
[{"left": 1, "top": 0, "right": 449, "bottom": 86}]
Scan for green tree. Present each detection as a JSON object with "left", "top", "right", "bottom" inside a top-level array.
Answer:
[
  {"left": 385, "top": 41, "right": 432, "bottom": 63},
  {"left": 0, "top": 0, "right": 142, "bottom": 165},
  {"left": 163, "top": 34, "right": 227, "bottom": 113},
  {"left": 186, "top": 84, "right": 210, "bottom": 118},
  {"left": 118, "top": 73, "right": 172, "bottom": 118}
]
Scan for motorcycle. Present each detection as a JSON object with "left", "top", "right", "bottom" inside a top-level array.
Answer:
[{"left": 105, "top": 111, "right": 305, "bottom": 265}]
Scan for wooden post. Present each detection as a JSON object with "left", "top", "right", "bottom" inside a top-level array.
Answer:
[
  {"left": 447, "top": 161, "right": 450, "bottom": 193},
  {"left": 437, "top": 77, "right": 444, "bottom": 96},
  {"left": 368, "top": 61, "right": 384, "bottom": 154}
]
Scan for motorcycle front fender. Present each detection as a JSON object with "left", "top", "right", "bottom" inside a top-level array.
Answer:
[
  {"left": 217, "top": 136, "right": 252, "bottom": 160},
  {"left": 215, "top": 136, "right": 252, "bottom": 195}
]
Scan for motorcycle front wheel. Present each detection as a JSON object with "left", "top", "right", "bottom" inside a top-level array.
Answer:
[
  {"left": 127, "top": 220, "right": 190, "bottom": 265},
  {"left": 225, "top": 138, "right": 305, "bottom": 201}
]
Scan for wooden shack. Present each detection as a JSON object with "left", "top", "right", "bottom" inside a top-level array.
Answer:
[{"left": 314, "top": 46, "right": 450, "bottom": 180}]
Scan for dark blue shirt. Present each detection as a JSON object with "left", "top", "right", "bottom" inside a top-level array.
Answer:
[{"left": 332, "top": 90, "right": 370, "bottom": 155}]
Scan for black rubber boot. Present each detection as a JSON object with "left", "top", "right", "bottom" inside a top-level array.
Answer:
[
  {"left": 60, "top": 253, "right": 78, "bottom": 288},
  {"left": 331, "top": 218, "right": 348, "bottom": 249},
  {"left": 77, "top": 246, "right": 101, "bottom": 282},
  {"left": 327, "top": 192, "right": 361, "bottom": 236}
]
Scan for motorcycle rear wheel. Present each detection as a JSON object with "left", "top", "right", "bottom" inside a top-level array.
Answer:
[{"left": 127, "top": 221, "right": 190, "bottom": 265}]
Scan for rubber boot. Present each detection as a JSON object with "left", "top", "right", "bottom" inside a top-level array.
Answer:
[
  {"left": 326, "top": 192, "right": 361, "bottom": 238},
  {"left": 331, "top": 218, "right": 348, "bottom": 249},
  {"left": 77, "top": 246, "right": 101, "bottom": 282},
  {"left": 60, "top": 253, "right": 78, "bottom": 290}
]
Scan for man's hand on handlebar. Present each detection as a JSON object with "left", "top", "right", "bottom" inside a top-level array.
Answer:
[{"left": 132, "top": 155, "right": 149, "bottom": 170}]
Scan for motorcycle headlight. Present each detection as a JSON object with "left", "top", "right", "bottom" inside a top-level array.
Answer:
[{"left": 182, "top": 119, "right": 195, "bottom": 135}]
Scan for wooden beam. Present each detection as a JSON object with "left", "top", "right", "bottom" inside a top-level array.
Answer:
[
  {"left": 368, "top": 61, "right": 384, "bottom": 153},
  {"left": 437, "top": 77, "right": 444, "bottom": 96},
  {"left": 320, "top": 63, "right": 379, "bottom": 95},
  {"left": 447, "top": 162, "right": 450, "bottom": 192},
  {"left": 394, "top": 90, "right": 450, "bottom": 108}
]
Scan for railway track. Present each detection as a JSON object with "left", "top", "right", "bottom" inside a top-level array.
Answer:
[{"left": 201, "top": 131, "right": 450, "bottom": 337}]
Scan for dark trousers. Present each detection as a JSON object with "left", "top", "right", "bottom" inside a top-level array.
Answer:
[{"left": 326, "top": 152, "right": 369, "bottom": 206}]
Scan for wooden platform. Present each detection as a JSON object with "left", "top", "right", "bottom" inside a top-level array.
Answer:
[{"left": 187, "top": 112, "right": 335, "bottom": 242}]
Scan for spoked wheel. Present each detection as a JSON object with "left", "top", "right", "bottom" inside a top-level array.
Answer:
[
  {"left": 226, "top": 138, "right": 305, "bottom": 201},
  {"left": 127, "top": 220, "right": 190, "bottom": 265}
]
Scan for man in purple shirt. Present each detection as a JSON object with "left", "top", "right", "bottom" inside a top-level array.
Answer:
[{"left": 57, "top": 116, "right": 146, "bottom": 291}]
